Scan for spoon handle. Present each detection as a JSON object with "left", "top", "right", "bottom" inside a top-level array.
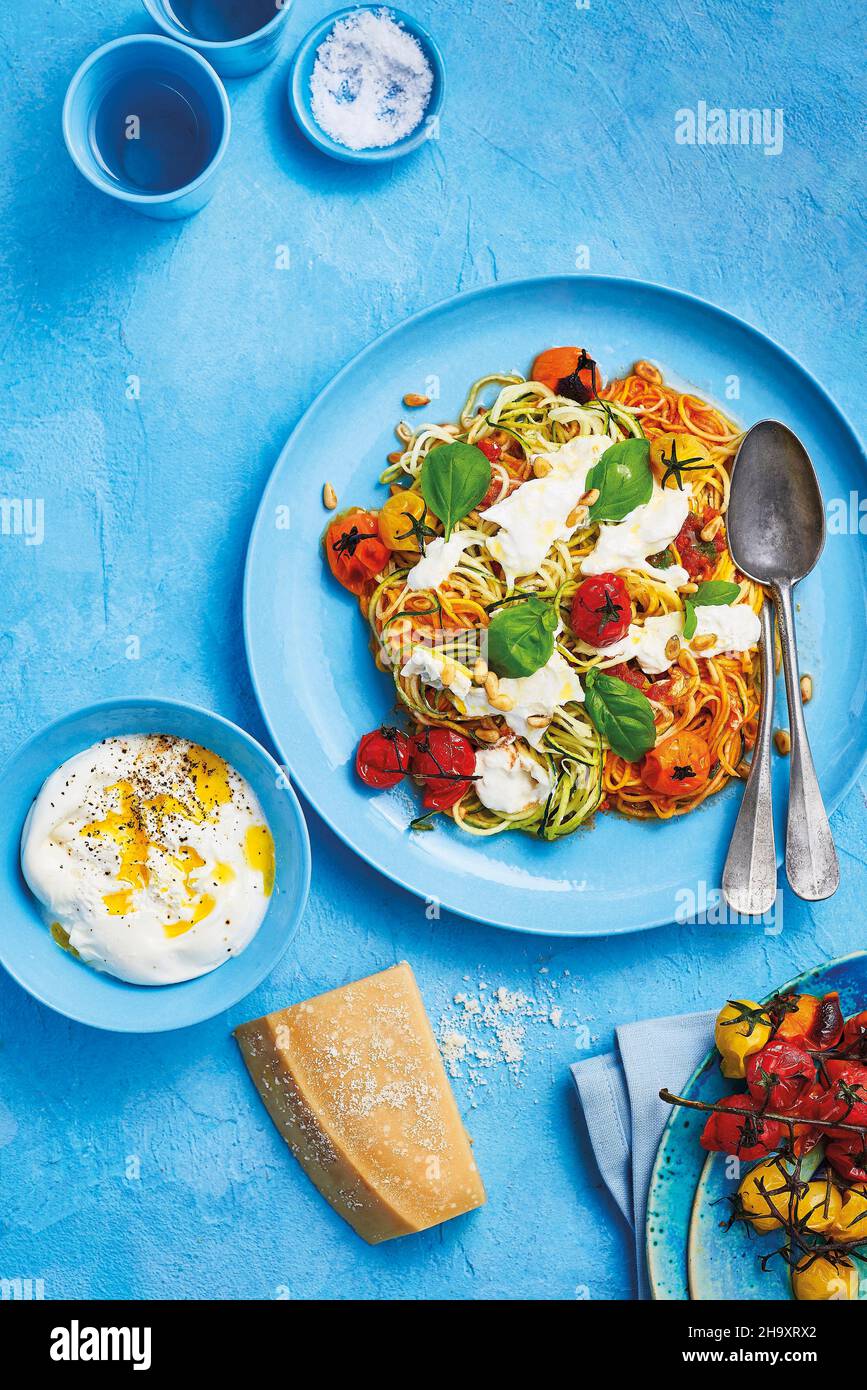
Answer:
[
  {"left": 773, "top": 580, "right": 840, "bottom": 900},
  {"left": 723, "top": 601, "right": 777, "bottom": 916}
]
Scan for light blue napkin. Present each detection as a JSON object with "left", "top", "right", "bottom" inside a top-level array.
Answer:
[{"left": 572, "top": 1009, "right": 715, "bottom": 1298}]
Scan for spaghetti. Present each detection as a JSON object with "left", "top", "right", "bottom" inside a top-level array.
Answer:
[{"left": 324, "top": 347, "right": 765, "bottom": 838}]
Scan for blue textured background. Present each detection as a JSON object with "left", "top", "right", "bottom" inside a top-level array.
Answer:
[{"left": 1, "top": 0, "right": 865, "bottom": 1300}]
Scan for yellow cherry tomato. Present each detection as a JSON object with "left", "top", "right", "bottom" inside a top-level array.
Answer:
[
  {"left": 738, "top": 1164, "right": 843, "bottom": 1235},
  {"left": 715, "top": 999, "right": 773, "bottom": 1079},
  {"left": 827, "top": 1184, "right": 867, "bottom": 1242},
  {"left": 792, "top": 1254, "right": 859, "bottom": 1301},
  {"left": 649, "top": 432, "right": 710, "bottom": 489},
  {"left": 379, "top": 490, "right": 436, "bottom": 553}
]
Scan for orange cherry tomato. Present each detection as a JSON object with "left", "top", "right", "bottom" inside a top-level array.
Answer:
[
  {"left": 530, "top": 346, "right": 603, "bottom": 403},
  {"left": 325, "top": 510, "right": 390, "bottom": 595},
  {"left": 641, "top": 730, "right": 711, "bottom": 796}
]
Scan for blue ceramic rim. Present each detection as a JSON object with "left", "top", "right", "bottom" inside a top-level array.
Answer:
[
  {"left": 62, "top": 34, "right": 232, "bottom": 207},
  {"left": 288, "top": 6, "right": 446, "bottom": 164},
  {"left": 243, "top": 273, "right": 867, "bottom": 938},
  {"left": 0, "top": 695, "right": 312, "bottom": 1032},
  {"left": 646, "top": 948, "right": 867, "bottom": 1299},
  {"left": 142, "top": 0, "right": 292, "bottom": 53}
]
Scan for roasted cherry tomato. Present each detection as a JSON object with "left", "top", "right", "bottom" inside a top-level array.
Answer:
[
  {"left": 649, "top": 433, "right": 711, "bottom": 491},
  {"left": 738, "top": 1161, "right": 841, "bottom": 1235},
  {"left": 378, "top": 490, "right": 437, "bottom": 553},
  {"left": 770, "top": 991, "right": 844, "bottom": 1049},
  {"left": 641, "top": 730, "right": 711, "bottom": 797},
  {"left": 745, "top": 1038, "right": 813, "bottom": 1112},
  {"left": 792, "top": 1253, "right": 859, "bottom": 1301},
  {"left": 826, "top": 1135, "right": 867, "bottom": 1184},
  {"left": 699, "top": 1095, "right": 785, "bottom": 1161},
  {"left": 674, "top": 508, "right": 726, "bottom": 582},
  {"left": 570, "top": 573, "right": 631, "bottom": 648},
  {"left": 827, "top": 1184, "right": 867, "bottom": 1241},
  {"left": 842, "top": 1010, "right": 867, "bottom": 1061},
  {"left": 530, "top": 346, "right": 603, "bottom": 402},
  {"left": 326, "top": 510, "right": 390, "bottom": 595},
  {"left": 715, "top": 999, "right": 773, "bottom": 1079},
  {"left": 809, "top": 1061, "right": 867, "bottom": 1139},
  {"left": 355, "top": 727, "right": 412, "bottom": 790},
  {"left": 475, "top": 438, "right": 502, "bottom": 463},
  {"left": 410, "top": 727, "right": 476, "bottom": 811},
  {"left": 606, "top": 661, "right": 649, "bottom": 692}
]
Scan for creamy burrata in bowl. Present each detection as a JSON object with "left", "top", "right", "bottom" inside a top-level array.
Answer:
[{"left": 22, "top": 734, "right": 276, "bottom": 986}]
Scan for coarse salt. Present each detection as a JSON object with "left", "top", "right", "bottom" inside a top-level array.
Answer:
[{"left": 309, "top": 9, "right": 434, "bottom": 151}]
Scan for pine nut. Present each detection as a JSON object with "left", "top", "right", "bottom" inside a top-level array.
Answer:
[
  {"left": 440, "top": 658, "right": 456, "bottom": 686},
  {"left": 664, "top": 635, "right": 680, "bottom": 662},
  {"left": 679, "top": 582, "right": 698, "bottom": 594},
  {"left": 473, "top": 658, "right": 489, "bottom": 685},
  {"left": 677, "top": 649, "right": 699, "bottom": 675},
  {"left": 691, "top": 633, "right": 717, "bottom": 652},
  {"left": 403, "top": 393, "right": 430, "bottom": 408},
  {"left": 533, "top": 457, "right": 552, "bottom": 478},
  {"left": 579, "top": 487, "right": 600, "bottom": 508},
  {"left": 700, "top": 515, "right": 723, "bottom": 542},
  {"left": 474, "top": 726, "right": 500, "bottom": 744},
  {"left": 774, "top": 728, "right": 791, "bottom": 755},
  {"left": 387, "top": 451, "right": 404, "bottom": 464},
  {"left": 526, "top": 714, "right": 551, "bottom": 729},
  {"left": 566, "top": 504, "right": 589, "bottom": 529},
  {"left": 634, "top": 360, "right": 662, "bottom": 385},
  {"left": 490, "top": 692, "right": 515, "bottom": 712},
  {"left": 484, "top": 672, "right": 500, "bottom": 700},
  {"left": 322, "top": 481, "right": 338, "bottom": 510},
  {"left": 800, "top": 674, "right": 813, "bottom": 703}
]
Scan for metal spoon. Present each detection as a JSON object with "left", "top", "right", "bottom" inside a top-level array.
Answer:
[
  {"left": 723, "top": 600, "right": 776, "bottom": 915},
  {"left": 725, "top": 420, "right": 839, "bottom": 902}
]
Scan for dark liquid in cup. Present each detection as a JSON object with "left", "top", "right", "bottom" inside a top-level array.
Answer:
[
  {"left": 92, "top": 71, "right": 214, "bottom": 193},
  {"left": 166, "top": 0, "right": 280, "bottom": 42}
]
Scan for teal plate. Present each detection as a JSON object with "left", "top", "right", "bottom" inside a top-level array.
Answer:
[{"left": 647, "top": 950, "right": 867, "bottom": 1300}]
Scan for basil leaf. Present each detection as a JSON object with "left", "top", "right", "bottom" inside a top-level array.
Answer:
[
  {"left": 682, "top": 580, "right": 740, "bottom": 640},
  {"left": 420, "top": 443, "right": 492, "bottom": 540},
  {"left": 586, "top": 439, "right": 653, "bottom": 523},
  {"left": 487, "top": 596, "right": 558, "bottom": 678},
  {"left": 583, "top": 668, "right": 656, "bottom": 762}
]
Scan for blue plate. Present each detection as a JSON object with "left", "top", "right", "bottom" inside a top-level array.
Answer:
[
  {"left": 288, "top": 7, "right": 446, "bottom": 163},
  {"left": 244, "top": 274, "right": 867, "bottom": 937},
  {"left": 647, "top": 950, "right": 867, "bottom": 1300},
  {"left": 0, "top": 698, "right": 311, "bottom": 1032}
]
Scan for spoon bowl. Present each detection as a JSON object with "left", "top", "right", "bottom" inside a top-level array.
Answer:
[{"left": 727, "top": 420, "right": 826, "bottom": 584}]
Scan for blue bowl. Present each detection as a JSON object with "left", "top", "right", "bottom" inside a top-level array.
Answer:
[
  {"left": 289, "top": 6, "right": 445, "bottom": 163},
  {"left": 62, "top": 35, "right": 231, "bottom": 220},
  {"left": 0, "top": 698, "right": 311, "bottom": 1032},
  {"left": 142, "top": 0, "right": 294, "bottom": 78}
]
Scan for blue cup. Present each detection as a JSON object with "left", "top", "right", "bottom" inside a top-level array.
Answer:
[
  {"left": 63, "top": 34, "right": 231, "bottom": 220},
  {"left": 142, "top": 0, "right": 293, "bottom": 77}
]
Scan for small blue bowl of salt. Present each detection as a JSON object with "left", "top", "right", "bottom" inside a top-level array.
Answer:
[{"left": 289, "top": 6, "right": 445, "bottom": 163}]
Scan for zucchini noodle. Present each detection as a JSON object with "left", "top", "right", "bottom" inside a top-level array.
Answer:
[{"left": 345, "top": 358, "right": 764, "bottom": 837}]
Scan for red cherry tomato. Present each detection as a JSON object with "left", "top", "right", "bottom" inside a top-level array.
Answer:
[
  {"left": 843, "top": 1010, "right": 867, "bottom": 1061},
  {"left": 771, "top": 991, "right": 844, "bottom": 1049},
  {"left": 699, "top": 1095, "right": 785, "bottom": 1161},
  {"left": 326, "top": 510, "right": 390, "bottom": 595},
  {"left": 570, "top": 573, "right": 631, "bottom": 648},
  {"left": 641, "top": 730, "right": 711, "bottom": 797},
  {"left": 475, "top": 438, "right": 502, "bottom": 463},
  {"left": 410, "top": 728, "right": 476, "bottom": 811},
  {"left": 355, "top": 728, "right": 412, "bottom": 790},
  {"left": 826, "top": 1135, "right": 867, "bottom": 1183},
  {"left": 745, "top": 1039, "right": 813, "bottom": 1112},
  {"left": 605, "top": 661, "right": 649, "bottom": 692},
  {"left": 674, "top": 508, "right": 726, "bottom": 581},
  {"left": 809, "top": 1061, "right": 867, "bottom": 1139}
]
